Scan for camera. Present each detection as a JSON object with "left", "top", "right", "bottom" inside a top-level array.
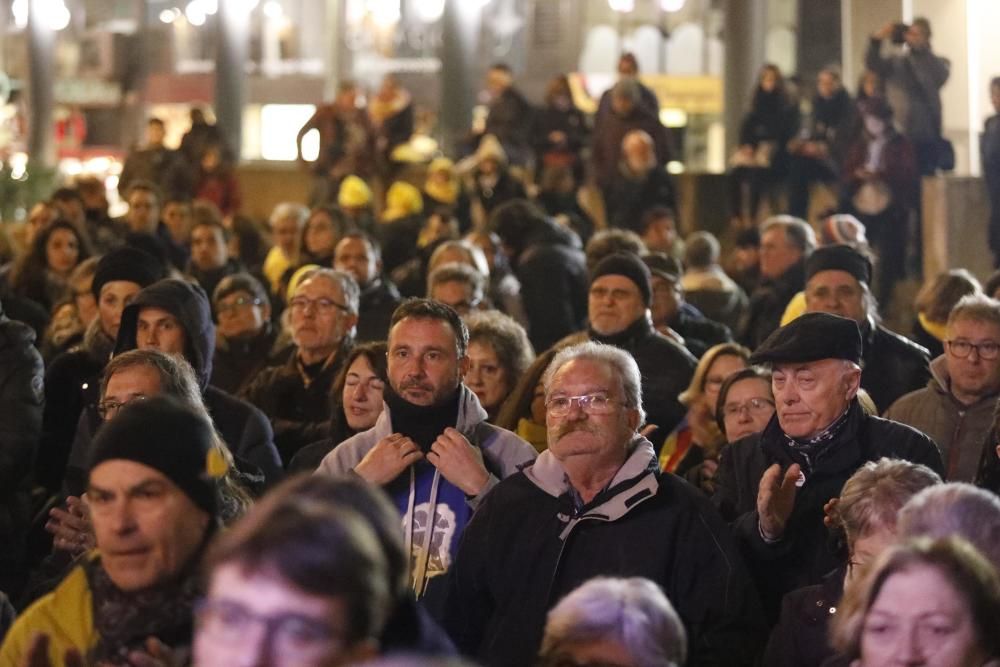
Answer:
[{"left": 891, "top": 23, "right": 909, "bottom": 44}]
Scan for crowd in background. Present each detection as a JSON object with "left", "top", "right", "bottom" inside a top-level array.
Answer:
[{"left": 0, "top": 14, "right": 999, "bottom": 667}]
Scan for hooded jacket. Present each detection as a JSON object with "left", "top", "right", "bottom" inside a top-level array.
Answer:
[
  {"left": 0, "top": 308, "right": 44, "bottom": 595},
  {"left": 113, "top": 279, "right": 282, "bottom": 483},
  {"left": 444, "top": 436, "right": 765, "bottom": 667},
  {"left": 318, "top": 385, "right": 537, "bottom": 599},
  {"left": 885, "top": 355, "right": 995, "bottom": 482}
]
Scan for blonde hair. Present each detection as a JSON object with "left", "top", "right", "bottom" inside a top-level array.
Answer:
[{"left": 678, "top": 343, "right": 750, "bottom": 407}]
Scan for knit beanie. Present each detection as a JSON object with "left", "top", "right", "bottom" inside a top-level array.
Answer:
[
  {"left": 88, "top": 395, "right": 224, "bottom": 516},
  {"left": 591, "top": 252, "right": 652, "bottom": 306},
  {"left": 91, "top": 247, "right": 167, "bottom": 299}
]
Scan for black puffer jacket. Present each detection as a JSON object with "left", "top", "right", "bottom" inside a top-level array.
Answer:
[
  {"left": 113, "top": 279, "right": 283, "bottom": 483},
  {"left": 741, "top": 261, "right": 806, "bottom": 349},
  {"left": 497, "top": 212, "right": 588, "bottom": 352},
  {"left": 712, "top": 400, "right": 943, "bottom": 620},
  {"left": 860, "top": 320, "right": 930, "bottom": 414},
  {"left": 0, "top": 310, "right": 44, "bottom": 595},
  {"left": 356, "top": 278, "right": 401, "bottom": 343}
]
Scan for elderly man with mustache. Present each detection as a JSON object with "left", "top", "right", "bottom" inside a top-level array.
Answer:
[
  {"left": 443, "top": 341, "right": 765, "bottom": 667},
  {"left": 317, "top": 298, "right": 536, "bottom": 603}
]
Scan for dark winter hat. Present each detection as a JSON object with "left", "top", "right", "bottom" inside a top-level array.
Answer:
[
  {"left": 91, "top": 246, "right": 167, "bottom": 299},
  {"left": 750, "top": 312, "right": 863, "bottom": 365},
  {"left": 806, "top": 244, "right": 873, "bottom": 285},
  {"left": 88, "top": 395, "right": 224, "bottom": 516},
  {"left": 642, "top": 252, "right": 682, "bottom": 283},
  {"left": 591, "top": 252, "right": 652, "bottom": 306}
]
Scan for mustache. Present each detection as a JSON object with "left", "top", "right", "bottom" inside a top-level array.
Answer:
[
  {"left": 552, "top": 423, "right": 601, "bottom": 441},
  {"left": 400, "top": 379, "right": 434, "bottom": 393}
]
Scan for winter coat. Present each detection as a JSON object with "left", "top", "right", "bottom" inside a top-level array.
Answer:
[
  {"left": 210, "top": 323, "right": 287, "bottom": 396},
  {"left": 37, "top": 321, "right": 113, "bottom": 493},
  {"left": 741, "top": 261, "right": 807, "bottom": 349},
  {"left": 712, "top": 399, "right": 943, "bottom": 620},
  {"left": 318, "top": 385, "right": 537, "bottom": 597},
  {"left": 113, "top": 279, "right": 283, "bottom": 483},
  {"left": 508, "top": 219, "right": 588, "bottom": 353},
  {"left": 242, "top": 341, "right": 351, "bottom": 466},
  {"left": 865, "top": 39, "right": 950, "bottom": 142},
  {"left": 885, "top": 355, "right": 995, "bottom": 482},
  {"left": 860, "top": 320, "right": 931, "bottom": 413},
  {"left": 592, "top": 106, "right": 672, "bottom": 189},
  {"left": 603, "top": 165, "right": 678, "bottom": 232},
  {"left": 763, "top": 567, "right": 845, "bottom": 667},
  {"left": 187, "top": 258, "right": 245, "bottom": 309},
  {"left": 356, "top": 278, "right": 402, "bottom": 343},
  {"left": 444, "top": 437, "right": 766, "bottom": 667},
  {"left": 983, "top": 114, "right": 1000, "bottom": 252},
  {"left": 682, "top": 267, "right": 750, "bottom": 333},
  {"left": 670, "top": 309, "right": 733, "bottom": 359},
  {"left": 484, "top": 87, "right": 534, "bottom": 166},
  {"left": 0, "top": 312, "right": 44, "bottom": 593}
]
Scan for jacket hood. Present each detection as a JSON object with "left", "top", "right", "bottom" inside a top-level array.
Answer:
[{"left": 114, "top": 279, "right": 216, "bottom": 389}]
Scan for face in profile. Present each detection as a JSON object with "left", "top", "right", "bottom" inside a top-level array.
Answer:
[{"left": 859, "top": 563, "right": 988, "bottom": 667}]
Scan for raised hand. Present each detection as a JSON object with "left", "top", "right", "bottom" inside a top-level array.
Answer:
[{"left": 757, "top": 463, "right": 801, "bottom": 541}]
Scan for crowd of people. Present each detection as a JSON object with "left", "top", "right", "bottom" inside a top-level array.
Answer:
[{"left": 1, "top": 16, "right": 1000, "bottom": 667}]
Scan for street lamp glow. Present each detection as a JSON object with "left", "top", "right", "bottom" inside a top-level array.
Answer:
[
  {"left": 185, "top": 1, "right": 207, "bottom": 26},
  {"left": 262, "top": 0, "right": 283, "bottom": 18},
  {"left": 369, "top": 0, "right": 401, "bottom": 26},
  {"left": 608, "top": 0, "right": 635, "bottom": 12},
  {"left": 660, "top": 0, "right": 685, "bottom": 11},
  {"left": 415, "top": 0, "right": 445, "bottom": 23},
  {"left": 12, "top": 0, "right": 27, "bottom": 29},
  {"left": 159, "top": 8, "right": 178, "bottom": 23}
]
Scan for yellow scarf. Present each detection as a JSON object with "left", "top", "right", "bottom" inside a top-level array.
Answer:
[
  {"left": 918, "top": 312, "right": 948, "bottom": 342},
  {"left": 516, "top": 417, "right": 548, "bottom": 453},
  {"left": 424, "top": 178, "right": 458, "bottom": 205}
]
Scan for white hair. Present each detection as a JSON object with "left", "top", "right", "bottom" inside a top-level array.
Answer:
[
  {"left": 540, "top": 577, "right": 687, "bottom": 667},
  {"left": 898, "top": 483, "right": 1000, "bottom": 568},
  {"left": 269, "top": 202, "right": 309, "bottom": 228},
  {"left": 543, "top": 342, "right": 645, "bottom": 424}
]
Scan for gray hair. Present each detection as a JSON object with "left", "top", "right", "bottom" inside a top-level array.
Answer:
[
  {"left": 684, "top": 231, "right": 721, "bottom": 269},
  {"left": 898, "top": 483, "right": 1000, "bottom": 567},
  {"left": 466, "top": 310, "right": 535, "bottom": 381},
  {"left": 543, "top": 342, "right": 645, "bottom": 424},
  {"left": 540, "top": 577, "right": 686, "bottom": 667},
  {"left": 428, "top": 240, "right": 491, "bottom": 278},
  {"left": 269, "top": 202, "right": 309, "bottom": 229},
  {"left": 611, "top": 78, "right": 641, "bottom": 104},
  {"left": 761, "top": 215, "right": 816, "bottom": 256},
  {"left": 297, "top": 268, "right": 360, "bottom": 315},
  {"left": 427, "top": 262, "right": 486, "bottom": 303},
  {"left": 103, "top": 348, "right": 203, "bottom": 410},
  {"left": 948, "top": 293, "right": 1000, "bottom": 330},
  {"left": 835, "top": 458, "right": 941, "bottom": 546}
]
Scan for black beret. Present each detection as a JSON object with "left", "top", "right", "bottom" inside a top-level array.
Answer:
[
  {"left": 806, "top": 244, "right": 872, "bottom": 285},
  {"left": 591, "top": 252, "right": 652, "bottom": 305},
  {"left": 91, "top": 246, "right": 167, "bottom": 299},
  {"left": 88, "top": 395, "right": 222, "bottom": 516},
  {"left": 750, "top": 312, "right": 863, "bottom": 365}
]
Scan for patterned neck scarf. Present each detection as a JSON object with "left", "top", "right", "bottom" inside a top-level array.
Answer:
[
  {"left": 784, "top": 406, "right": 852, "bottom": 474},
  {"left": 84, "top": 555, "right": 202, "bottom": 664}
]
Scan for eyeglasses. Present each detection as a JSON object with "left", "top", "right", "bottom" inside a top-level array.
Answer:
[
  {"left": 288, "top": 296, "right": 348, "bottom": 314},
  {"left": 722, "top": 397, "right": 775, "bottom": 418},
  {"left": 217, "top": 296, "right": 262, "bottom": 315},
  {"left": 195, "top": 598, "right": 343, "bottom": 660},
  {"left": 97, "top": 395, "right": 147, "bottom": 420},
  {"left": 546, "top": 393, "right": 618, "bottom": 417},
  {"left": 946, "top": 339, "right": 1000, "bottom": 360}
]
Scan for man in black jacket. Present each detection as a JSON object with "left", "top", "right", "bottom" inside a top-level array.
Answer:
[
  {"left": 576, "top": 252, "right": 696, "bottom": 437},
  {"left": 741, "top": 216, "right": 815, "bottom": 348},
  {"left": 444, "top": 341, "right": 764, "bottom": 666},
  {"left": 713, "top": 312, "right": 943, "bottom": 620},
  {"left": 334, "top": 232, "right": 401, "bottom": 342},
  {"left": 803, "top": 244, "right": 930, "bottom": 412},
  {"left": 491, "top": 200, "right": 588, "bottom": 352}
]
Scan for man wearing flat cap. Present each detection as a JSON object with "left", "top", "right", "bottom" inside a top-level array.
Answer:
[
  {"left": 712, "top": 312, "right": 943, "bottom": 619},
  {"left": 803, "top": 243, "right": 930, "bottom": 412},
  {"left": 565, "top": 252, "right": 696, "bottom": 437}
]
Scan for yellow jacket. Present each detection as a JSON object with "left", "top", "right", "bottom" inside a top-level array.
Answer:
[{"left": 0, "top": 565, "right": 95, "bottom": 666}]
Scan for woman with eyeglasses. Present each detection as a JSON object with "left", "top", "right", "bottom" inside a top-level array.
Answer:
[
  {"left": 716, "top": 367, "right": 777, "bottom": 444},
  {"left": 762, "top": 458, "right": 940, "bottom": 667},
  {"left": 658, "top": 344, "right": 749, "bottom": 489}
]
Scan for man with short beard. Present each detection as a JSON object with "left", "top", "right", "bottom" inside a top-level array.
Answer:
[{"left": 317, "top": 299, "right": 536, "bottom": 600}]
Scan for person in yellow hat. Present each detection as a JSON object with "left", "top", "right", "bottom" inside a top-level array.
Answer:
[
  {"left": 378, "top": 181, "right": 426, "bottom": 275},
  {"left": 423, "top": 157, "right": 471, "bottom": 232},
  {"left": 338, "top": 174, "right": 375, "bottom": 233}
]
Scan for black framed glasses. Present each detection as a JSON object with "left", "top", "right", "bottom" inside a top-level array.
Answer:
[
  {"left": 946, "top": 339, "right": 1000, "bottom": 360},
  {"left": 97, "top": 395, "right": 148, "bottom": 420}
]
